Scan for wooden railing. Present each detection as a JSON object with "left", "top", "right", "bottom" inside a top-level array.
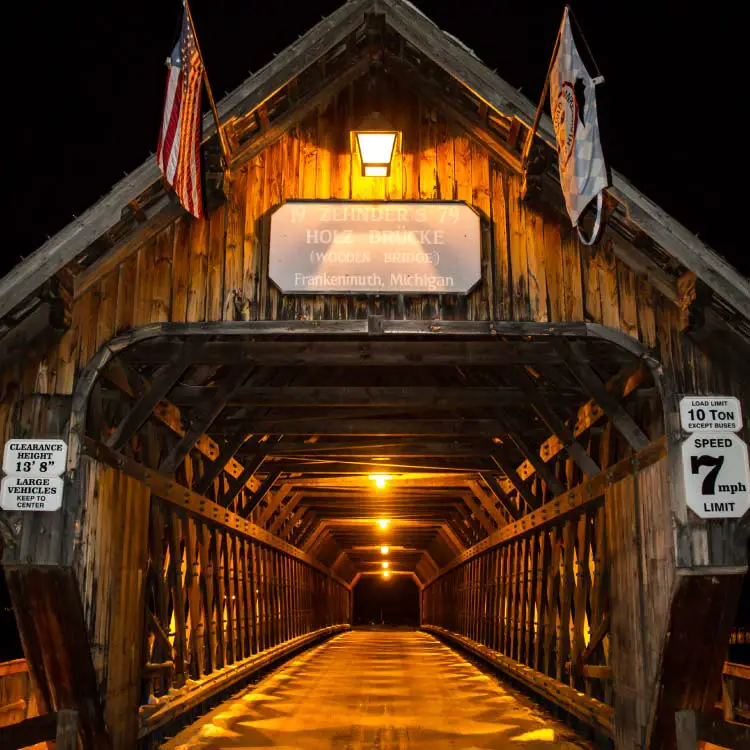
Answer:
[
  {"left": 422, "top": 497, "right": 614, "bottom": 733},
  {"left": 421, "top": 438, "right": 667, "bottom": 738},
  {"left": 0, "top": 659, "right": 49, "bottom": 748},
  {"left": 720, "top": 661, "right": 750, "bottom": 725},
  {"left": 138, "top": 496, "right": 350, "bottom": 736},
  {"left": 0, "top": 710, "right": 78, "bottom": 750}
]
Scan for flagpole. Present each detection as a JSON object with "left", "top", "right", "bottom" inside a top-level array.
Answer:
[
  {"left": 520, "top": 6, "right": 567, "bottom": 197},
  {"left": 183, "top": 0, "right": 230, "bottom": 168}
]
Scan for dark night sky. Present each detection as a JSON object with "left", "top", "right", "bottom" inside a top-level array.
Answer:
[{"left": 2, "top": 0, "right": 747, "bottom": 279}]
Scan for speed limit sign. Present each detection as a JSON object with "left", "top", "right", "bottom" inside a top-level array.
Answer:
[{"left": 680, "top": 432, "right": 750, "bottom": 518}]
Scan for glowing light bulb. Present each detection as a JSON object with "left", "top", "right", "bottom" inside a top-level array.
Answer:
[
  {"left": 383, "top": 570, "right": 391, "bottom": 578},
  {"left": 377, "top": 519, "right": 390, "bottom": 530},
  {"left": 380, "top": 545, "right": 389, "bottom": 555},
  {"left": 382, "top": 561, "right": 389, "bottom": 569},
  {"left": 369, "top": 473, "right": 392, "bottom": 489}
]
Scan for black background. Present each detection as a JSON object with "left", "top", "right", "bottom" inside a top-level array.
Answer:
[
  {"left": 352, "top": 576, "right": 419, "bottom": 626},
  {"left": 1, "top": 0, "right": 747, "bottom": 278}
]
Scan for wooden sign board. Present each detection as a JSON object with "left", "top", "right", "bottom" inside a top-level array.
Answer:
[{"left": 269, "top": 201, "right": 481, "bottom": 294}]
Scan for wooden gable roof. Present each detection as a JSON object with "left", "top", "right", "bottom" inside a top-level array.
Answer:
[{"left": 0, "top": 0, "right": 747, "bottom": 337}]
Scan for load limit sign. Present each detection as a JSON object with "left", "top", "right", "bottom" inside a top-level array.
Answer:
[{"left": 1, "top": 439, "right": 67, "bottom": 512}]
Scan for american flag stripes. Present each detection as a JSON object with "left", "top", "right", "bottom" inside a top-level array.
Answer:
[{"left": 157, "top": 8, "right": 204, "bottom": 219}]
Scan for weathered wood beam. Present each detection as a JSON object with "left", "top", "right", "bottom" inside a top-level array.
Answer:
[
  {"left": 125, "top": 339, "right": 582, "bottom": 366},
  {"left": 194, "top": 433, "right": 262, "bottom": 496},
  {"left": 479, "top": 472, "right": 522, "bottom": 521},
  {"left": 554, "top": 340, "right": 650, "bottom": 452},
  {"left": 427, "top": 436, "right": 666, "bottom": 582},
  {"left": 3, "top": 566, "right": 110, "bottom": 749},
  {"left": 82, "top": 437, "right": 348, "bottom": 583},
  {"left": 0, "top": 300, "right": 67, "bottom": 370},
  {"left": 383, "top": 51, "right": 523, "bottom": 173},
  {"left": 105, "top": 346, "right": 199, "bottom": 451},
  {"left": 159, "top": 363, "right": 253, "bottom": 475},
  {"left": 0, "top": 710, "right": 79, "bottom": 749},
  {"left": 581, "top": 613, "right": 610, "bottom": 666},
  {"left": 498, "top": 364, "right": 649, "bottom": 493},
  {"left": 308, "top": 528, "right": 333, "bottom": 558},
  {"left": 256, "top": 483, "right": 293, "bottom": 527},
  {"left": 504, "top": 431, "right": 566, "bottom": 496},
  {"left": 460, "top": 493, "right": 494, "bottom": 535},
  {"left": 505, "top": 369, "right": 600, "bottom": 477},
  {"left": 237, "top": 470, "right": 281, "bottom": 517},
  {"left": 330, "top": 549, "right": 348, "bottom": 574},
  {"left": 230, "top": 57, "right": 371, "bottom": 171},
  {"left": 489, "top": 451, "right": 540, "bottom": 511},
  {"left": 269, "top": 492, "right": 303, "bottom": 536},
  {"left": 302, "top": 520, "right": 329, "bottom": 553},
  {"left": 190, "top": 385, "right": 568, "bottom": 408},
  {"left": 290, "top": 511, "right": 317, "bottom": 546},
  {"left": 674, "top": 710, "right": 750, "bottom": 749},
  {"left": 100, "top": 364, "right": 259, "bottom": 494},
  {"left": 465, "top": 481, "right": 507, "bottom": 526},
  {"left": 73, "top": 198, "right": 183, "bottom": 299},
  {"left": 278, "top": 473, "right": 484, "bottom": 487},
  {"left": 214, "top": 419, "right": 507, "bottom": 436}
]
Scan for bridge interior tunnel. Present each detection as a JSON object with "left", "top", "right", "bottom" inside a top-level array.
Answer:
[
  {"left": 88, "top": 330, "right": 659, "bottom": 586},
  {"left": 352, "top": 573, "right": 420, "bottom": 626},
  {"left": 78, "top": 326, "right": 669, "bottom": 744}
]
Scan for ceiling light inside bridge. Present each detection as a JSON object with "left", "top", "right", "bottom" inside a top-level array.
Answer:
[
  {"left": 377, "top": 518, "right": 390, "bottom": 530},
  {"left": 369, "top": 473, "right": 392, "bottom": 489},
  {"left": 381, "top": 561, "right": 390, "bottom": 569},
  {"left": 380, "top": 545, "right": 389, "bottom": 555}
]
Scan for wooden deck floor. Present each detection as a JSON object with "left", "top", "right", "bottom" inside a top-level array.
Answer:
[{"left": 162, "top": 628, "right": 591, "bottom": 749}]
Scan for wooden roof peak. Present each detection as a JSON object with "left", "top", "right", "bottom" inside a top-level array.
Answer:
[{"left": 0, "top": 0, "right": 747, "bottom": 323}]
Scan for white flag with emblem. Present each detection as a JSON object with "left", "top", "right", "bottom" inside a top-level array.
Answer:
[{"left": 550, "top": 8, "right": 608, "bottom": 234}]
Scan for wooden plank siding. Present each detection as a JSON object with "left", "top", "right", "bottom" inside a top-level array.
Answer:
[
  {"left": 0, "top": 83, "right": 744, "bottom": 409},
  {"left": 0, "top": 77, "right": 747, "bottom": 750}
]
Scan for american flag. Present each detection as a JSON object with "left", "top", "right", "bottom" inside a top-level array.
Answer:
[{"left": 157, "top": 8, "right": 204, "bottom": 219}]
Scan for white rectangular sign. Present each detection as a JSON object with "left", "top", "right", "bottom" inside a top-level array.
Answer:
[
  {"left": 1, "top": 475, "right": 64, "bottom": 512},
  {"left": 679, "top": 396, "right": 742, "bottom": 433},
  {"left": 680, "top": 432, "right": 749, "bottom": 518},
  {"left": 2, "top": 439, "right": 68, "bottom": 477},
  {"left": 269, "top": 201, "right": 481, "bottom": 294}
]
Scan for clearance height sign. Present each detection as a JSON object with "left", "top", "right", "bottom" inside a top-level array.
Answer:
[
  {"left": 679, "top": 396, "right": 749, "bottom": 519},
  {"left": 1, "top": 439, "right": 67, "bottom": 512},
  {"left": 269, "top": 201, "right": 481, "bottom": 294}
]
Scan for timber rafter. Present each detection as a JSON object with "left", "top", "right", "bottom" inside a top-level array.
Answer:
[{"left": 82, "top": 325, "right": 657, "bottom": 582}]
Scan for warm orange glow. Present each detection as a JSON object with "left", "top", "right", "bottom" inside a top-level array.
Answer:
[
  {"left": 380, "top": 545, "right": 389, "bottom": 555},
  {"left": 377, "top": 519, "right": 390, "bottom": 530},
  {"left": 381, "top": 561, "right": 389, "bottom": 569},
  {"left": 511, "top": 728, "right": 555, "bottom": 742},
  {"left": 354, "top": 130, "right": 398, "bottom": 177},
  {"left": 382, "top": 570, "right": 391, "bottom": 578},
  {"left": 369, "top": 473, "right": 392, "bottom": 489}
]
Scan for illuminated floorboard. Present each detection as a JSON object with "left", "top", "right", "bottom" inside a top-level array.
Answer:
[{"left": 162, "top": 628, "right": 591, "bottom": 749}]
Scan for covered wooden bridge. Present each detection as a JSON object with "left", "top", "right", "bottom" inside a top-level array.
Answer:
[{"left": 1, "top": 1, "right": 749, "bottom": 748}]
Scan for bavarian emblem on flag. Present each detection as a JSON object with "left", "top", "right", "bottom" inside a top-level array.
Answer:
[{"left": 550, "top": 9, "right": 608, "bottom": 241}]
